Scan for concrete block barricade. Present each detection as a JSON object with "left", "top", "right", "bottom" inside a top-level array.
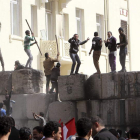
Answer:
[
  {"left": 125, "top": 98, "right": 140, "bottom": 126},
  {"left": 77, "top": 100, "right": 124, "bottom": 126},
  {"left": 0, "top": 71, "right": 12, "bottom": 95},
  {"left": 85, "top": 72, "right": 139, "bottom": 100},
  {"left": 101, "top": 73, "right": 120, "bottom": 99},
  {"left": 12, "top": 69, "right": 43, "bottom": 94},
  {"left": 77, "top": 100, "right": 101, "bottom": 119},
  {"left": 85, "top": 74, "right": 102, "bottom": 99},
  {"left": 48, "top": 101, "right": 77, "bottom": 123},
  {"left": 11, "top": 93, "right": 55, "bottom": 120},
  {"left": 58, "top": 74, "right": 87, "bottom": 101}
]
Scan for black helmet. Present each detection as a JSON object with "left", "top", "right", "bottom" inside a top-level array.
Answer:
[{"left": 56, "top": 62, "right": 61, "bottom": 67}]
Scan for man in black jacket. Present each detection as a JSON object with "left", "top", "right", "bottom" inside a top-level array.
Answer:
[
  {"left": 104, "top": 31, "right": 117, "bottom": 73},
  {"left": 91, "top": 116, "right": 118, "bottom": 140},
  {"left": 68, "top": 34, "right": 89, "bottom": 75},
  {"left": 50, "top": 63, "right": 60, "bottom": 100},
  {"left": 89, "top": 32, "right": 102, "bottom": 74},
  {"left": 117, "top": 27, "right": 128, "bottom": 72},
  {"left": 9, "top": 117, "right": 20, "bottom": 140},
  {"left": 76, "top": 118, "right": 92, "bottom": 140}
]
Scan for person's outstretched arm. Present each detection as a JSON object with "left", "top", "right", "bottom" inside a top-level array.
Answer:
[
  {"left": 33, "top": 113, "right": 40, "bottom": 121},
  {"left": 79, "top": 37, "right": 90, "bottom": 45}
]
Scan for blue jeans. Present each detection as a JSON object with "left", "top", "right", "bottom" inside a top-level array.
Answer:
[{"left": 70, "top": 53, "right": 81, "bottom": 74}]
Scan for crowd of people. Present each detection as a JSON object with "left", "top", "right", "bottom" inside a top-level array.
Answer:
[{"left": 0, "top": 116, "right": 139, "bottom": 140}]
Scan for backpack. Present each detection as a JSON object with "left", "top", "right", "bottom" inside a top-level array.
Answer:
[
  {"left": 92, "top": 37, "right": 101, "bottom": 49},
  {"left": 51, "top": 67, "right": 60, "bottom": 81}
]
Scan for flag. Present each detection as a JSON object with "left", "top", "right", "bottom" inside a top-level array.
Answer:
[{"left": 63, "top": 118, "right": 76, "bottom": 140}]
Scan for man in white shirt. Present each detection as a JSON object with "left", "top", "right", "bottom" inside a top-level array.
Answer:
[
  {"left": 129, "top": 127, "right": 140, "bottom": 140},
  {"left": 33, "top": 112, "right": 46, "bottom": 127}
]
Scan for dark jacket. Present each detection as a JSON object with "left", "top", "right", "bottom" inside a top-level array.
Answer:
[
  {"left": 3, "top": 91, "right": 12, "bottom": 116},
  {"left": 76, "top": 137, "right": 87, "bottom": 140},
  {"left": 9, "top": 127, "right": 20, "bottom": 140},
  {"left": 68, "top": 38, "right": 87, "bottom": 54},
  {"left": 117, "top": 33, "right": 128, "bottom": 51},
  {"left": 51, "top": 67, "right": 60, "bottom": 81},
  {"left": 92, "top": 37, "right": 102, "bottom": 51},
  {"left": 94, "top": 128, "right": 118, "bottom": 140},
  {"left": 105, "top": 36, "right": 117, "bottom": 52}
]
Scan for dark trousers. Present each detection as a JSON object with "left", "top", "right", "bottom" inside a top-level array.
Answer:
[
  {"left": 70, "top": 53, "right": 81, "bottom": 74},
  {"left": 109, "top": 53, "right": 116, "bottom": 72},
  {"left": 93, "top": 51, "right": 101, "bottom": 73},
  {"left": 119, "top": 50, "right": 127, "bottom": 70},
  {"left": 50, "top": 80, "right": 58, "bottom": 100},
  {"left": 46, "top": 75, "right": 51, "bottom": 94}
]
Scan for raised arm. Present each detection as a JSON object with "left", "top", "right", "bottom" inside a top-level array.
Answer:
[
  {"left": 79, "top": 37, "right": 90, "bottom": 45},
  {"left": 33, "top": 113, "right": 40, "bottom": 121},
  {"left": 26, "top": 35, "right": 34, "bottom": 41},
  {"left": 52, "top": 54, "right": 59, "bottom": 62}
]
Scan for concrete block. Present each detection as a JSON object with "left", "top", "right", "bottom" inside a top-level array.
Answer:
[
  {"left": 77, "top": 99, "right": 125, "bottom": 126},
  {"left": 124, "top": 72, "right": 136, "bottom": 97},
  {"left": 133, "top": 72, "right": 140, "bottom": 96},
  {"left": 101, "top": 99, "right": 124, "bottom": 126},
  {"left": 11, "top": 93, "right": 55, "bottom": 120},
  {"left": 48, "top": 101, "right": 77, "bottom": 123},
  {"left": 77, "top": 100, "right": 101, "bottom": 119},
  {"left": 0, "top": 71, "right": 12, "bottom": 95},
  {"left": 101, "top": 73, "right": 121, "bottom": 99},
  {"left": 85, "top": 74, "right": 101, "bottom": 99},
  {"left": 125, "top": 98, "right": 140, "bottom": 126},
  {"left": 12, "top": 69, "right": 43, "bottom": 94},
  {"left": 58, "top": 75, "right": 87, "bottom": 101}
]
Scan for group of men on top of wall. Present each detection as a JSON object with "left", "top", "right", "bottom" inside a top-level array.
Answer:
[
  {"left": 69, "top": 27, "right": 128, "bottom": 75},
  {"left": 0, "top": 27, "right": 128, "bottom": 98},
  {"left": 43, "top": 27, "right": 128, "bottom": 96}
]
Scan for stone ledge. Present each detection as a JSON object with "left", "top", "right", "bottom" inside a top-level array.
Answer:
[{"left": 58, "top": 74, "right": 87, "bottom": 101}]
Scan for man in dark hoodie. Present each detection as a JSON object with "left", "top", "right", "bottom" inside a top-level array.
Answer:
[
  {"left": 50, "top": 63, "right": 61, "bottom": 100},
  {"left": 68, "top": 34, "right": 89, "bottom": 75},
  {"left": 117, "top": 27, "right": 128, "bottom": 72},
  {"left": 104, "top": 31, "right": 117, "bottom": 73}
]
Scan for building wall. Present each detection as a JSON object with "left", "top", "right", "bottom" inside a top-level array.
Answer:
[
  {"left": 0, "top": 0, "right": 139, "bottom": 77},
  {"left": 0, "top": 0, "right": 45, "bottom": 71},
  {"left": 128, "top": 0, "right": 140, "bottom": 71}
]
